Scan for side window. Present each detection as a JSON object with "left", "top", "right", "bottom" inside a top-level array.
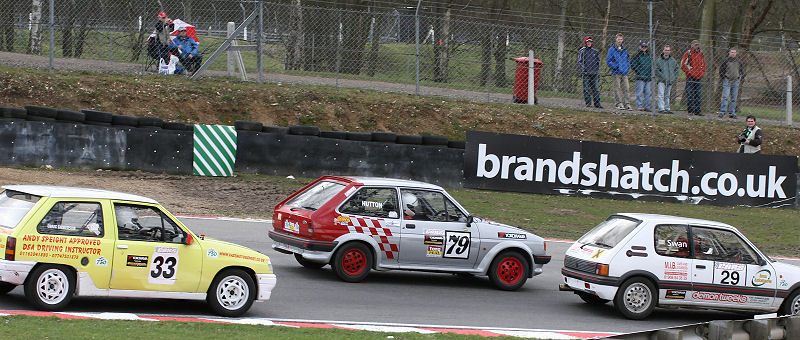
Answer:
[
  {"left": 691, "top": 227, "right": 758, "bottom": 264},
  {"left": 443, "top": 197, "right": 467, "bottom": 222},
  {"left": 38, "top": 202, "right": 104, "bottom": 237},
  {"left": 114, "top": 204, "right": 186, "bottom": 243},
  {"left": 339, "top": 187, "right": 399, "bottom": 219},
  {"left": 654, "top": 225, "right": 689, "bottom": 258},
  {"left": 400, "top": 189, "right": 465, "bottom": 222}
]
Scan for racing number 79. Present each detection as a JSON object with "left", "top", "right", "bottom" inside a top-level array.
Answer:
[{"left": 446, "top": 234, "right": 470, "bottom": 255}]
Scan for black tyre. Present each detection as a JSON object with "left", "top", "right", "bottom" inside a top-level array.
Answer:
[
  {"left": 0, "top": 282, "right": 16, "bottom": 295},
  {"left": 207, "top": 269, "right": 256, "bottom": 317},
  {"left": 81, "top": 109, "right": 113, "bottom": 123},
  {"left": 396, "top": 134, "right": 423, "bottom": 145},
  {"left": 422, "top": 135, "right": 449, "bottom": 146},
  {"left": 614, "top": 277, "right": 656, "bottom": 320},
  {"left": 137, "top": 116, "right": 164, "bottom": 128},
  {"left": 24, "top": 264, "right": 75, "bottom": 311},
  {"left": 319, "top": 131, "right": 348, "bottom": 139},
  {"left": 24, "top": 105, "right": 57, "bottom": 118},
  {"left": 371, "top": 132, "right": 397, "bottom": 143},
  {"left": 56, "top": 110, "right": 85, "bottom": 122},
  {"left": 346, "top": 132, "right": 372, "bottom": 141},
  {"left": 262, "top": 126, "right": 289, "bottom": 134},
  {"left": 288, "top": 125, "right": 320, "bottom": 136},
  {"left": 163, "top": 121, "right": 190, "bottom": 131},
  {"left": 294, "top": 253, "right": 326, "bottom": 269},
  {"left": 577, "top": 291, "right": 609, "bottom": 305},
  {"left": 780, "top": 289, "right": 800, "bottom": 316},
  {"left": 2, "top": 107, "right": 26, "bottom": 119},
  {"left": 111, "top": 114, "right": 139, "bottom": 127},
  {"left": 234, "top": 120, "right": 263, "bottom": 131},
  {"left": 26, "top": 116, "right": 55, "bottom": 122},
  {"left": 332, "top": 243, "right": 373, "bottom": 283},
  {"left": 447, "top": 140, "right": 466, "bottom": 149},
  {"left": 488, "top": 251, "right": 529, "bottom": 291}
]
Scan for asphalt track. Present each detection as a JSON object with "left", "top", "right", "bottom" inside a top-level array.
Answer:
[{"left": 1, "top": 217, "right": 797, "bottom": 335}]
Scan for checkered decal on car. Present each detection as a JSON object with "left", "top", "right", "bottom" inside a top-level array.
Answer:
[{"left": 342, "top": 215, "right": 399, "bottom": 259}]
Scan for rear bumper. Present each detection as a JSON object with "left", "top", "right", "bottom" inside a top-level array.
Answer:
[
  {"left": 0, "top": 260, "right": 36, "bottom": 286},
  {"left": 534, "top": 255, "right": 551, "bottom": 265},
  {"left": 255, "top": 273, "right": 277, "bottom": 301},
  {"left": 268, "top": 230, "right": 338, "bottom": 252},
  {"left": 561, "top": 267, "right": 619, "bottom": 300}
]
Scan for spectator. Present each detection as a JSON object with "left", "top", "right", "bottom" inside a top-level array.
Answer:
[
  {"left": 655, "top": 45, "right": 678, "bottom": 114},
  {"left": 631, "top": 41, "right": 652, "bottom": 111},
  {"left": 577, "top": 36, "right": 602, "bottom": 108},
  {"left": 607, "top": 33, "right": 632, "bottom": 110},
  {"left": 169, "top": 27, "right": 202, "bottom": 75},
  {"left": 737, "top": 115, "right": 762, "bottom": 154},
  {"left": 719, "top": 47, "right": 744, "bottom": 118},
  {"left": 681, "top": 40, "right": 706, "bottom": 115},
  {"left": 154, "top": 11, "right": 174, "bottom": 61}
]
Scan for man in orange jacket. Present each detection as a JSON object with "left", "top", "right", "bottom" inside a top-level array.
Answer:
[{"left": 681, "top": 40, "right": 705, "bottom": 115}]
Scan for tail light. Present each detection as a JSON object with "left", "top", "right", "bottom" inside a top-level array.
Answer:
[
  {"left": 5, "top": 237, "right": 16, "bottom": 261},
  {"left": 308, "top": 222, "right": 314, "bottom": 237},
  {"left": 596, "top": 264, "right": 609, "bottom": 276},
  {"left": 544, "top": 241, "right": 547, "bottom": 251}
]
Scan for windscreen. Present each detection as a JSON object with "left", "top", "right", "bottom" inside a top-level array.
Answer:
[
  {"left": 285, "top": 181, "right": 346, "bottom": 211},
  {"left": 0, "top": 190, "right": 41, "bottom": 229},
  {"left": 577, "top": 216, "right": 641, "bottom": 249}
]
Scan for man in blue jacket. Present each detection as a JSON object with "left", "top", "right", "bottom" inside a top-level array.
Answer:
[
  {"left": 577, "top": 36, "right": 602, "bottom": 108},
  {"left": 169, "top": 27, "right": 202, "bottom": 75},
  {"left": 607, "top": 33, "right": 632, "bottom": 110}
]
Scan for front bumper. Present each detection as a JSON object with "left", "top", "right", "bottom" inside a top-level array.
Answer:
[
  {"left": 0, "top": 259, "right": 36, "bottom": 286},
  {"left": 255, "top": 273, "right": 277, "bottom": 301}
]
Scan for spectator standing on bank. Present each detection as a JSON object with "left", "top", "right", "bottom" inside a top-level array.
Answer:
[
  {"left": 737, "top": 115, "right": 762, "bottom": 154},
  {"left": 607, "top": 33, "right": 632, "bottom": 110},
  {"left": 681, "top": 40, "right": 706, "bottom": 115},
  {"left": 154, "top": 11, "right": 174, "bottom": 61},
  {"left": 719, "top": 47, "right": 744, "bottom": 118},
  {"left": 578, "top": 36, "right": 602, "bottom": 108},
  {"left": 655, "top": 45, "right": 678, "bottom": 114},
  {"left": 631, "top": 41, "right": 652, "bottom": 111}
]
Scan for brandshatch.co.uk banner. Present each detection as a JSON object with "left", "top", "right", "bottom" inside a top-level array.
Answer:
[{"left": 464, "top": 131, "right": 798, "bottom": 207}]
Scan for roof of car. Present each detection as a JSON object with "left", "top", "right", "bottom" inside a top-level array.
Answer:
[
  {"left": 616, "top": 213, "right": 735, "bottom": 229},
  {"left": 346, "top": 176, "right": 444, "bottom": 190},
  {"left": 3, "top": 185, "right": 159, "bottom": 204}
]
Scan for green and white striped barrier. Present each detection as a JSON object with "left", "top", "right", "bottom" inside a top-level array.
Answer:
[{"left": 193, "top": 125, "right": 237, "bottom": 176}]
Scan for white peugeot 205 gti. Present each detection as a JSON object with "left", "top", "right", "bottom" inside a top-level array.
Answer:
[{"left": 560, "top": 213, "right": 800, "bottom": 319}]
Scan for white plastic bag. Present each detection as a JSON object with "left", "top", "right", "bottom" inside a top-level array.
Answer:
[{"left": 158, "top": 56, "right": 178, "bottom": 74}]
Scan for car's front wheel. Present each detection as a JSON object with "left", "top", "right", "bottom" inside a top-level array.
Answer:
[
  {"left": 24, "top": 264, "right": 75, "bottom": 311},
  {"left": 577, "top": 291, "right": 609, "bottom": 305},
  {"left": 295, "top": 253, "right": 326, "bottom": 269},
  {"left": 207, "top": 269, "right": 256, "bottom": 317},
  {"left": 614, "top": 277, "right": 656, "bottom": 320},
  {"left": 332, "top": 242, "right": 372, "bottom": 283},
  {"left": 488, "top": 251, "right": 529, "bottom": 291},
  {"left": 780, "top": 290, "right": 800, "bottom": 316}
]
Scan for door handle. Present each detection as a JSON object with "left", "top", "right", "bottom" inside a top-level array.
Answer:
[
  {"left": 695, "top": 264, "right": 706, "bottom": 269},
  {"left": 117, "top": 244, "right": 129, "bottom": 249},
  {"left": 405, "top": 224, "right": 416, "bottom": 229}
]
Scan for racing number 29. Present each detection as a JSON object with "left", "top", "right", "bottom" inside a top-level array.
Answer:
[
  {"left": 719, "top": 270, "right": 740, "bottom": 285},
  {"left": 444, "top": 231, "right": 470, "bottom": 259}
]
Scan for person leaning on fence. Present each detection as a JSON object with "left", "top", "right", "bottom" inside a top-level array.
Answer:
[
  {"left": 578, "top": 36, "right": 602, "bottom": 109},
  {"left": 737, "top": 115, "right": 762, "bottom": 154},
  {"left": 655, "top": 45, "right": 678, "bottom": 114},
  {"left": 681, "top": 40, "right": 706, "bottom": 115},
  {"left": 154, "top": 11, "right": 174, "bottom": 61},
  {"left": 607, "top": 33, "right": 632, "bottom": 110},
  {"left": 169, "top": 27, "right": 202, "bottom": 75},
  {"left": 719, "top": 47, "right": 745, "bottom": 118},
  {"left": 631, "top": 41, "right": 652, "bottom": 111}
]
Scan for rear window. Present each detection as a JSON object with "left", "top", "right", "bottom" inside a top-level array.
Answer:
[
  {"left": 0, "top": 190, "right": 41, "bottom": 229},
  {"left": 577, "top": 216, "right": 641, "bottom": 249},
  {"left": 285, "top": 180, "right": 347, "bottom": 211}
]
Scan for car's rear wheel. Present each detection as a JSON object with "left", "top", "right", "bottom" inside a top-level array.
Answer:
[
  {"left": 0, "top": 282, "right": 16, "bottom": 295},
  {"left": 332, "top": 243, "right": 372, "bottom": 283},
  {"left": 207, "top": 269, "right": 255, "bottom": 317},
  {"left": 488, "top": 251, "right": 529, "bottom": 291},
  {"left": 614, "top": 277, "right": 656, "bottom": 320},
  {"left": 577, "top": 291, "right": 609, "bottom": 305},
  {"left": 24, "top": 264, "right": 75, "bottom": 311},
  {"left": 294, "top": 253, "right": 326, "bottom": 269},
  {"left": 779, "top": 290, "right": 800, "bottom": 316}
]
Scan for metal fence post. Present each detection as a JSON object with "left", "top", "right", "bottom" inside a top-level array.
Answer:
[
  {"left": 788, "top": 75, "right": 793, "bottom": 125},
  {"left": 109, "top": 34, "right": 113, "bottom": 62},
  {"left": 48, "top": 0, "right": 54, "bottom": 72},
  {"left": 487, "top": 26, "right": 493, "bottom": 103},
  {"left": 257, "top": 1, "right": 263, "bottom": 84},
  {"left": 528, "top": 50, "right": 534, "bottom": 106},
  {"left": 227, "top": 22, "right": 235, "bottom": 76},
  {"left": 336, "top": 9, "right": 341, "bottom": 88},
  {"left": 414, "top": 0, "right": 421, "bottom": 97}
]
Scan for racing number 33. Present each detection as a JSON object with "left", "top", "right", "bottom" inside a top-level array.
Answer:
[
  {"left": 444, "top": 231, "right": 470, "bottom": 259},
  {"left": 149, "top": 247, "right": 179, "bottom": 285}
]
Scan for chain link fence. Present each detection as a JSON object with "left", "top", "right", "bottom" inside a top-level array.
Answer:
[{"left": 1, "top": 0, "right": 797, "bottom": 122}]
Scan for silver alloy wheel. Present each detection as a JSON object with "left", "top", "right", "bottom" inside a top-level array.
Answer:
[
  {"left": 36, "top": 269, "right": 69, "bottom": 305},
  {"left": 215, "top": 275, "right": 249, "bottom": 310},
  {"left": 792, "top": 294, "right": 800, "bottom": 315},
  {"left": 622, "top": 282, "right": 652, "bottom": 313}
]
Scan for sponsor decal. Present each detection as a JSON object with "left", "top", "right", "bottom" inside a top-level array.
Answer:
[
  {"left": 715, "top": 262, "right": 746, "bottom": 271},
  {"left": 692, "top": 291, "right": 748, "bottom": 304},
  {"left": 207, "top": 248, "right": 218, "bottom": 258},
  {"left": 284, "top": 220, "right": 300, "bottom": 233},
  {"left": 424, "top": 229, "right": 445, "bottom": 245},
  {"left": 666, "top": 239, "right": 688, "bottom": 249},
  {"left": 425, "top": 229, "right": 445, "bottom": 236},
  {"left": 665, "top": 290, "right": 686, "bottom": 299},
  {"left": 664, "top": 261, "right": 689, "bottom": 280},
  {"left": 780, "top": 279, "right": 789, "bottom": 288},
  {"left": 497, "top": 232, "right": 527, "bottom": 239},
  {"left": 443, "top": 231, "right": 471, "bottom": 259},
  {"left": 127, "top": 255, "right": 148, "bottom": 267},
  {"left": 751, "top": 269, "right": 772, "bottom": 286},
  {"left": 426, "top": 245, "right": 443, "bottom": 257},
  {"left": 218, "top": 251, "right": 267, "bottom": 263},
  {"left": 344, "top": 187, "right": 357, "bottom": 197},
  {"left": 748, "top": 296, "right": 772, "bottom": 305},
  {"left": 95, "top": 256, "right": 108, "bottom": 267},
  {"left": 361, "top": 201, "right": 382, "bottom": 209},
  {"left": 591, "top": 249, "right": 605, "bottom": 259}
]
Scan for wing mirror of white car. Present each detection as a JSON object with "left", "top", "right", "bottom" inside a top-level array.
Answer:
[
  {"left": 466, "top": 215, "right": 474, "bottom": 227},
  {"left": 388, "top": 211, "right": 398, "bottom": 219}
]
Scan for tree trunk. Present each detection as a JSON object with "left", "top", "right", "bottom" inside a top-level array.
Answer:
[
  {"left": 28, "top": 0, "right": 42, "bottom": 55},
  {"left": 479, "top": 26, "right": 491, "bottom": 87},
  {"left": 553, "top": 0, "right": 567, "bottom": 92},
  {"left": 366, "top": 13, "right": 383, "bottom": 77},
  {"left": 600, "top": 0, "right": 611, "bottom": 52},
  {"left": 340, "top": 9, "right": 371, "bottom": 75},
  {"left": 74, "top": 0, "right": 91, "bottom": 58},
  {"left": 1, "top": 4, "right": 14, "bottom": 51},
  {"left": 699, "top": 0, "right": 715, "bottom": 114},
  {"left": 433, "top": 4, "right": 452, "bottom": 83},
  {"left": 285, "top": 0, "right": 304, "bottom": 70},
  {"left": 61, "top": 0, "right": 76, "bottom": 58},
  {"left": 740, "top": 0, "right": 773, "bottom": 50},
  {"left": 493, "top": 28, "right": 507, "bottom": 87}
]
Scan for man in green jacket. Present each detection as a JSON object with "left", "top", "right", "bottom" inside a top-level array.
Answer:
[
  {"left": 654, "top": 45, "right": 679, "bottom": 114},
  {"left": 631, "top": 41, "right": 652, "bottom": 111}
]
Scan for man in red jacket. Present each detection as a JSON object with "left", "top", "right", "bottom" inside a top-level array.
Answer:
[{"left": 681, "top": 40, "right": 705, "bottom": 115}]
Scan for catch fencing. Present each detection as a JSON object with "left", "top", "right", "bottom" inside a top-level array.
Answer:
[{"left": 1, "top": 0, "right": 797, "bottom": 122}]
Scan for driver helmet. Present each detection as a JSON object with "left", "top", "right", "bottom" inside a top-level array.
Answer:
[
  {"left": 115, "top": 207, "right": 139, "bottom": 230},
  {"left": 402, "top": 192, "right": 418, "bottom": 217}
]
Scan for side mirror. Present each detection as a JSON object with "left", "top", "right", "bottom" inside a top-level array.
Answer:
[
  {"left": 466, "top": 215, "right": 474, "bottom": 227},
  {"left": 185, "top": 233, "right": 193, "bottom": 245},
  {"left": 387, "top": 211, "right": 398, "bottom": 219}
]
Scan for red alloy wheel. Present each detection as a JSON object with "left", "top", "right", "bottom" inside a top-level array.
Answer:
[
  {"left": 341, "top": 248, "right": 367, "bottom": 276},
  {"left": 496, "top": 256, "right": 523, "bottom": 285}
]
